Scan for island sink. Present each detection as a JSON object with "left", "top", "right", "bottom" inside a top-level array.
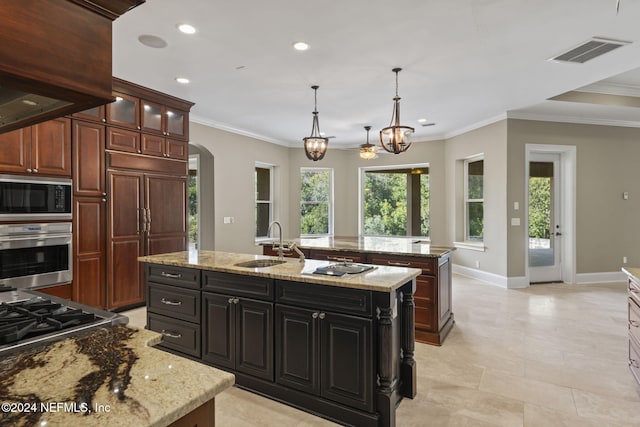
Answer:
[{"left": 233, "top": 259, "right": 287, "bottom": 268}]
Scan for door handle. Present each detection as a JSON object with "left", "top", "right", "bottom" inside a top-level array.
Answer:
[{"left": 147, "top": 208, "right": 151, "bottom": 233}]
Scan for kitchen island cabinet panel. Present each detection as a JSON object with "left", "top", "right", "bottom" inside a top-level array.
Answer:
[
  {"left": 148, "top": 313, "right": 201, "bottom": 358},
  {"left": 202, "top": 292, "right": 235, "bottom": 369},
  {"left": 148, "top": 283, "right": 200, "bottom": 323}
]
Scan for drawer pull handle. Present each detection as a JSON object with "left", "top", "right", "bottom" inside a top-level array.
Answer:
[
  {"left": 228, "top": 297, "right": 239, "bottom": 304},
  {"left": 327, "top": 256, "right": 353, "bottom": 262},
  {"left": 312, "top": 312, "right": 319, "bottom": 319},
  {"left": 630, "top": 359, "right": 639, "bottom": 369},
  {"left": 161, "top": 272, "right": 182, "bottom": 279},
  {"left": 161, "top": 330, "right": 182, "bottom": 339},
  {"left": 630, "top": 320, "right": 640, "bottom": 328},
  {"left": 388, "top": 261, "right": 411, "bottom": 267},
  {"left": 161, "top": 298, "right": 182, "bottom": 306},
  {"left": 318, "top": 312, "right": 326, "bottom": 320},
  {"left": 630, "top": 288, "right": 640, "bottom": 294}
]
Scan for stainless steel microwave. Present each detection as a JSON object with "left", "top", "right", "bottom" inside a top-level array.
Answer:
[{"left": 0, "top": 175, "right": 72, "bottom": 221}]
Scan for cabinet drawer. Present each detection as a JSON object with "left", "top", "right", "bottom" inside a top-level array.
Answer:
[
  {"left": 416, "top": 275, "right": 435, "bottom": 301},
  {"left": 629, "top": 278, "right": 640, "bottom": 307},
  {"left": 367, "top": 254, "right": 435, "bottom": 274},
  {"left": 415, "top": 302, "right": 435, "bottom": 330},
  {"left": 276, "top": 280, "right": 372, "bottom": 317},
  {"left": 309, "top": 250, "right": 366, "bottom": 263},
  {"left": 629, "top": 336, "right": 640, "bottom": 386},
  {"left": 148, "top": 313, "right": 201, "bottom": 358},
  {"left": 148, "top": 283, "right": 200, "bottom": 323},
  {"left": 629, "top": 298, "right": 640, "bottom": 346},
  {"left": 203, "top": 271, "right": 273, "bottom": 300},
  {"left": 146, "top": 264, "right": 200, "bottom": 289}
]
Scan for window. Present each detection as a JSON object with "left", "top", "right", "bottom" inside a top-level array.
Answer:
[
  {"left": 361, "top": 166, "right": 429, "bottom": 237},
  {"left": 464, "top": 157, "right": 484, "bottom": 241},
  {"left": 300, "top": 168, "right": 333, "bottom": 236},
  {"left": 255, "top": 164, "right": 273, "bottom": 239}
]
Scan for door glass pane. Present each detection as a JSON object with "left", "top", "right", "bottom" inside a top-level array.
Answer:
[
  {"left": 167, "top": 110, "right": 185, "bottom": 136},
  {"left": 188, "top": 159, "right": 198, "bottom": 250},
  {"left": 529, "top": 162, "right": 553, "bottom": 267},
  {"left": 109, "top": 96, "right": 136, "bottom": 125},
  {"left": 143, "top": 102, "right": 162, "bottom": 131}
]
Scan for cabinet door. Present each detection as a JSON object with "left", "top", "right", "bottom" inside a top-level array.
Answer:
[
  {"left": 107, "top": 127, "right": 140, "bottom": 154},
  {"left": 141, "top": 100, "right": 164, "bottom": 135},
  {"left": 32, "top": 118, "right": 71, "bottom": 176},
  {"left": 320, "top": 312, "right": 373, "bottom": 412},
  {"left": 73, "top": 196, "right": 106, "bottom": 309},
  {"left": 236, "top": 298, "right": 274, "bottom": 381},
  {"left": 141, "top": 133, "right": 165, "bottom": 157},
  {"left": 438, "top": 258, "right": 452, "bottom": 330},
  {"left": 107, "top": 93, "right": 140, "bottom": 130},
  {"left": 166, "top": 108, "right": 188, "bottom": 140},
  {"left": 0, "top": 127, "right": 30, "bottom": 174},
  {"left": 165, "top": 139, "right": 188, "bottom": 160},
  {"left": 72, "top": 105, "right": 106, "bottom": 123},
  {"left": 107, "top": 170, "right": 144, "bottom": 309},
  {"left": 73, "top": 120, "right": 105, "bottom": 196},
  {"left": 145, "top": 174, "right": 187, "bottom": 255},
  {"left": 275, "top": 305, "right": 319, "bottom": 395},
  {"left": 202, "top": 293, "right": 235, "bottom": 369}
]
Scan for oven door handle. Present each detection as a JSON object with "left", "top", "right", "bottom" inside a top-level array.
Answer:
[{"left": 1, "top": 234, "right": 72, "bottom": 249}]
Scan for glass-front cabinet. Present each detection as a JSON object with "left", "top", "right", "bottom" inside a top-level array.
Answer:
[
  {"left": 141, "top": 100, "right": 187, "bottom": 140},
  {"left": 107, "top": 93, "right": 140, "bottom": 130}
]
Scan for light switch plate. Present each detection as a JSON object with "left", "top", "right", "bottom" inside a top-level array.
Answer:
[{"left": 511, "top": 218, "right": 521, "bottom": 226}]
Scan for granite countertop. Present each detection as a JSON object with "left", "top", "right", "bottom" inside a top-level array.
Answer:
[
  {"left": 269, "top": 236, "right": 454, "bottom": 258},
  {"left": 623, "top": 267, "right": 640, "bottom": 282},
  {"left": 0, "top": 326, "right": 234, "bottom": 427},
  {"left": 139, "top": 250, "right": 422, "bottom": 292}
]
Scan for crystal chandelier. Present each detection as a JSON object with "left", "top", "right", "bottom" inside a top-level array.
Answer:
[
  {"left": 359, "top": 126, "right": 378, "bottom": 160},
  {"left": 379, "top": 68, "right": 414, "bottom": 154},
  {"left": 303, "top": 85, "right": 329, "bottom": 161}
]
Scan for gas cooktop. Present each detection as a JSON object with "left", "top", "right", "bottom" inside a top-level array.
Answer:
[{"left": 0, "top": 289, "right": 128, "bottom": 356}]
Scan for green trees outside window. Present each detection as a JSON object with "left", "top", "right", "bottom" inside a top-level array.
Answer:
[
  {"left": 300, "top": 168, "right": 332, "bottom": 235},
  {"left": 465, "top": 159, "right": 484, "bottom": 241},
  {"left": 363, "top": 168, "right": 429, "bottom": 237}
]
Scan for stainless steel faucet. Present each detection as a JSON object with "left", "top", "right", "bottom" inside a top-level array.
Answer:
[{"left": 267, "top": 221, "right": 284, "bottom": 260}]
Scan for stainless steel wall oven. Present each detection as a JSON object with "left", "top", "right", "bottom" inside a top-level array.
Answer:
[{"left": 0, "top": 223, "right": 72, "bottom": 289}]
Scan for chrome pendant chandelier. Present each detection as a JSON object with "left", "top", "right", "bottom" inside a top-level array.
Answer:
[
  {"left": 379, "top": 68, "right": 414, "bottom": 154},
  {"left": 303, "top": 85, "right": 329, "bottom": 161},
  {"left": 359, "top": 125, "right": 378, "bottom": 160}
]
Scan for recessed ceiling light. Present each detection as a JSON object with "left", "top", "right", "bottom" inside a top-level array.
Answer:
[
  {"left": 293, "top": 41, "right": 309, "bottom": 51},
  {"left": 21, "top": 99, "right": 38, "bottom": 106},
  {"left": 138, "top": 34, "right": 168, "bottom": 48},
  {"left": 177, "top": 23, "right": 197, "bottom": 34},
  {"left": 175, "top": 77, "right": 190, "bottom": 84},
  {"left": 418, "top": 118, "right": 428, "bottom": 123}
]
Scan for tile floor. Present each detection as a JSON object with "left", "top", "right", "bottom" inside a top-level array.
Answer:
[{"left": 124, "top": 274, "right": 640, "bottom": 426}]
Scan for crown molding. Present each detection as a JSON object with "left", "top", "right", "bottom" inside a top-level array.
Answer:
[{"left": 506, "top": 111, "right": 640, "bottom": 128}]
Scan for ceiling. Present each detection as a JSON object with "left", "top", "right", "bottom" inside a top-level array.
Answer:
[{"left": 112, "top": 0, "right": 640, "bottom": 148}]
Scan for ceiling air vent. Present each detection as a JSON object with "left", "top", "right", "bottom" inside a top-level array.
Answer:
[{"left": 551, "top": 37, "right": 631, "bottom": 63}]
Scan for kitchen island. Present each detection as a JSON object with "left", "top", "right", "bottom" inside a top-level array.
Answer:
[
  {"left": 139, "top": 250, "right": 422, "bottom": 427},
  {"left": 263, "top": 236, "right": 455, "bottom": 345},
  {"left": 0, "top": 325, "right": 234, "bottom": 427}
]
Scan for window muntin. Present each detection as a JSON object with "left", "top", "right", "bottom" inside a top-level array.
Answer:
[
  {"left": 361, "top": 166, "right": 429, "bottom": 237},
  {"left": 465, "top": 158, "right": 484, "bottom": 241},
  {"left": 255, "top": 165, "right": 273, "bottom": 238},
  {"left": 300, "top": 168, "right": 333, "bottom": 236}
]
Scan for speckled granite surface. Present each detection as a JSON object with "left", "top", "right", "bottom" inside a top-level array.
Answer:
[
  {"left": 623, "top": 267, "right": 640, "bottom": 282},
  {"left": 139, "top": 250, "right": 421, "bottom": 292},
  {"left": 0, "top": 326, "right": 234, "bottom": 427},
  {"left": 291, "top": 236, "right": 454, "bottom": 257}
]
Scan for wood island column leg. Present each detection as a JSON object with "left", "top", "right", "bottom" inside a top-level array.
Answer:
[
  {"left": 401, "top": 279, "right": 417, "bottom": 398},
  {"left": 376, "top": 292, "right": 398, "bottom": 427}
]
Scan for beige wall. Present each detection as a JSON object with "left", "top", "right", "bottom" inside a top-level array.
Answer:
[
  {"left": 189, "top": 122, "right": 291, "bottom": 254},
  {"left": 445, "top": 121, "right": 509, "bottom": 277},
  {"left": 507, "top": 119, "right": 640, "bottom": 275}
]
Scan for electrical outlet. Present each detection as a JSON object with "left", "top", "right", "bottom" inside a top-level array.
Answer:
[
  {"left": 623, "top": 256, "right": 628, "bottom": 264},
  {"left": 223, "top": 216, "right": 235, "bottom": 224},
  {"left": 475, "top": 260, "right": 480, "bottom": 268}
]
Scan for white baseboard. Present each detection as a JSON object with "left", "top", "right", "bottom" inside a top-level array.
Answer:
[
  {"left": 454, "top": 265, "right": 626, "bottom": 287},
  {"left": 452, "top": 264, "right": 529, "bottom": 289},
  {"left": 575, "top": 271, "right": 626, "bottom": 284}
]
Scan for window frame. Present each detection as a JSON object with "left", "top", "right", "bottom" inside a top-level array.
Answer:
[
  {"left": 463, "top": 155, "right": 484, "bottom": 243},
  {"left": 299, "top": 167, "right": 334, "bottom": 237},
  {"left": 255, "top": 162, "right": 275, "bottom": 241},
  {"left": 358, "top": 163, "right": 430, "bottom": 239}
]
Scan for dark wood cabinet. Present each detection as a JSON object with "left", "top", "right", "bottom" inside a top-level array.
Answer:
[
  {"left": 73, "top": 120, "right": 105, "bottom": 196},
  {"left": 309, "top": 249, "right": 366, "bottom": 263},
  {"left": 0, "top": 118, "right": 71, "bottom": 177},
  {"left": 141, "top": 99, "right": 189, "bottom": 141},
  {"left": 107, "top": 170, "right": 144, "bottom": 309},
  {"left": 107, "top": 126, "right": 140, "bottom": 154},
  {"left": 107, "top": 92, "right": 140, "bottom": 130},
  {"left": 73, "top": 196, "right": 106, "bottom": 308},
  {"left": 72, "top": 105, "right": 106, "bottom": 123},
  {"left": 203, "top": 292, "right": 274, "bottom": 381},
  {"left": 145, "top": 174, "right": 188, "bottom": 255}
]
